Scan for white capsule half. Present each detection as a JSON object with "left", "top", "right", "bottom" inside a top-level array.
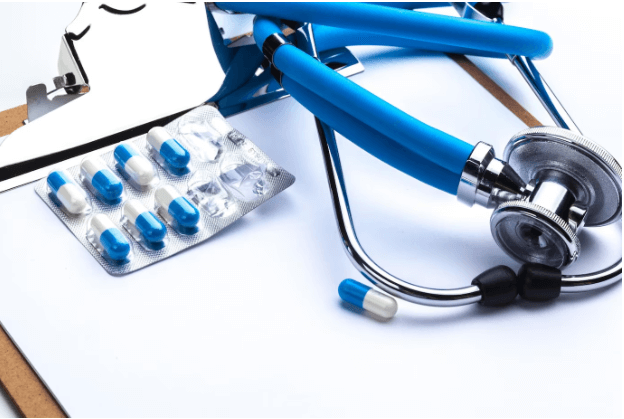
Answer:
[
  {"left": 338, "top": 279, "right": 398, "bottom": 319},
  {"left": 362, "top": 289, "right": 398, "bottom": 319},
  {"left": 146, "top": 127, "right": 170, "bottom": 152},
  {"left": 60, "top": 184, "right": 88, "bottom": 214},
  {"left": 90, "top": 213, "right": 116, "bottom": 237},
  {"left": 123, "top": 199, "right": 146, "bottom": 225},
  {"left": 155, "top": 184, "right": 178, "bottom": 209},
  {"left": 127, "top": 155, "right": 156, "bottom": 186}
]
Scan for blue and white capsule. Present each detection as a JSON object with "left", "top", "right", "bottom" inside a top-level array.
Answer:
[
  {"left": 155, "top": 185, "right": 200, "bottom": 234},
  {"left": 338, "top": 279, "right": 398, "bottom": 319},
  {"left": 123, "top": 200, "right": 167, "bottom": 249},
  {"left": 81, "top": 156, "right": 123, "bottom": 203},
  {"left": 90, "top": 214, "right": 131, "bottom": 262},
  {"left": 147, "top": 127, "right": 191, "bottom": 171},
  {"left": 47, "top": 171, "right": 90, "bottom": 215},
  {"left": 114, "top": 143, "right": 156, "bottom": 187}
]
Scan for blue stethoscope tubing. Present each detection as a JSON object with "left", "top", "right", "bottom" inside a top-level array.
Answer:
[
  {"left": 214, "top": 2, "right": 554, "bottom": 194},
  {"left": 254, "top": 16, "right": 476, "bottom": 185},
  {"left": 214, "top": 22, "right": 513, "bottom": 110},
  {"left": 217, "top": 2, "right": 552, "bottom": 59},
  {"left": 281, "top": 76, "right": 459, "bottom": 194},
  {"left": 312, "top": 25, "right": 507, "bottom": 59}
]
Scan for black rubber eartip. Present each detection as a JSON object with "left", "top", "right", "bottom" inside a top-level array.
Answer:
[
  {"left": 471, "top": 266, "right": 518, "bottom": 306},
  {"left": 517, "top": 264, "right": 562, "bottom": 302}
]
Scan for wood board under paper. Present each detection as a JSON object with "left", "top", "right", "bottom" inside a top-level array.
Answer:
[{"left": 0, "top": 4, "right": 621, "bottom": 417}]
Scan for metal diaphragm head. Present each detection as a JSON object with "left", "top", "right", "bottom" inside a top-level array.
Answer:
[
  {"left": 491, "top": 126, "right": 621, "bottom": 268},
  {"left": 491, "top": 200, "right": 580, "bottom": 268}
]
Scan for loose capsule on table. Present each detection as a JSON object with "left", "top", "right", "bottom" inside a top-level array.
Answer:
[
  {"left": 147, "top": 127, "right": 190, "bottom": 173},
  {"left": 155, "top": 185, "right": 200, "bottom": 234},
  {"left": 47, "top": 171, "right": 90, "bottom": 215},
  {"left": 338, "top": 279, "right": 398, "bottom": 319},
  {"left": 90, "top": 214, "right": 131, "bottom": 262},
  {"left": 114, "top": 143, "right": 157, "bottom": 188},
  {"left": 123, "top": 199, "right": 167, "bottom": 250},
  {"left": 81, "top": 156, "right": 123, "bottom": 203}
]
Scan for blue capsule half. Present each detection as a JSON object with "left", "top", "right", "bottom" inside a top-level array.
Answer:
[
  {"left": 169, "top": 197, "right": 200, "bottom": 228},
  {"left": 101, "top": 229, "right": 131, "bottom": 261},
  {"left": 338, "top": 279, "right": 371, "bottom": 309},
  {"left": 161, "top": 140, "right": 191, "bottom": 169},
  {"left": 135, "top": 212, "right": 167, "bottom": 243},
  {"left": 91, "top": 214, "right": 131, "bottom": 262},
  {"left": 92, "top": 170, "right": 123, "bottom": 201}
]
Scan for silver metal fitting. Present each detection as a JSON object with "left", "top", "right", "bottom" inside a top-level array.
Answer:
[
  {"left": 490, "top": 126, "right": 622, "bottom": 268},
  {"left": 457, "top": 142, "right": 527, "bottom": 208}
]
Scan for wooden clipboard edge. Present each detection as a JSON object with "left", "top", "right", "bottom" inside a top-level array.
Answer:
[
  {"left": 0, "top": 322, "right": 67, "bottom": 418},
  {"left": 0, "top": 104, "right": 27, "bottom": 138},
  {"left": 446, "top": 54, "right": 542, "bottom": 127}
]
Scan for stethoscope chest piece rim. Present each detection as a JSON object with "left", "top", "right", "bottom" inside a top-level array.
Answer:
[
  {"left": 503, "top": 126, "right": 622, "bottom": 227},
  {"left": 491, "top": 199, "right": 580, "bottom": 268}
]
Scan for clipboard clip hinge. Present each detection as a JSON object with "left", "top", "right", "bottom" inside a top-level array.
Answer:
[{"left": 25, "top": 34, "right": 90, "bottom": 123}]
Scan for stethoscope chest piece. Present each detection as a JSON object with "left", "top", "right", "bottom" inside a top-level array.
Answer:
[{"left": 491, "top": 126, "right": 622, "bottom": 268}]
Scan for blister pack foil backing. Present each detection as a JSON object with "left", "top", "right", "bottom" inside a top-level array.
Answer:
[{"left": 34, "top": 105, "right": 295, "bottom": 275}]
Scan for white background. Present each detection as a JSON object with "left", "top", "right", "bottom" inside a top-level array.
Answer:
[{"left": 0, "top": 3, "right": 621, "bottom": 418}]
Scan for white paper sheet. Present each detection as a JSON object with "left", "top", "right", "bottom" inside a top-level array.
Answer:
[{"left": 0, "top": 4, "right": 621, "bottom": 417}]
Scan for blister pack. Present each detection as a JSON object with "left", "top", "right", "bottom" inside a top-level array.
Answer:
[{"left": 34, "top": 105, "right": 295, "bottom": 275}]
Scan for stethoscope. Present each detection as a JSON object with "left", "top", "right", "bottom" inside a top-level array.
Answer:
[{"left": 213, "top": 2, "right": 622, "bottom": 307}]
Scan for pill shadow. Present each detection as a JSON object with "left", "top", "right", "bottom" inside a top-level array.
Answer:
[{"left": 338, "top": 300, "right": 395, "bottom": 324}]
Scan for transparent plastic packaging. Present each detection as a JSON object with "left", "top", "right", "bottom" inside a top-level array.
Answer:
[
  {"left": 187, "top": 171, "right": 232, "bottom": 218},
  {"left": 176, "top": 109, "right": 233, "bottom": 162},
  {"left": 220, "top": 159, "right": 269, "bottom": 201},
  {"left": 35, "top": 105, "right": 295, "bottom": 275}
]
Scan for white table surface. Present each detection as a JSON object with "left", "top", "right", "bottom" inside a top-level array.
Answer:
[{"left": 0, "top": 3, "right": 621, "bottom": 418}]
